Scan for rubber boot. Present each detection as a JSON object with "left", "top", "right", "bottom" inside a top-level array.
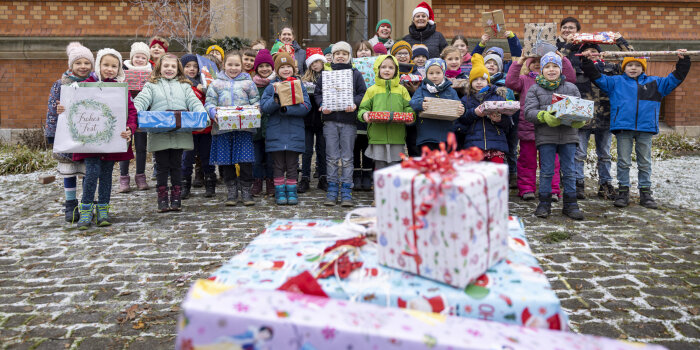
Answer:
[
  {"left": 286, "top": 184, "right": 298, "bottom": 205},
  {"left": 76, "top": 202, "right": 94, "bottom": 230},
  {"left": 614, "top": 186, "right": 629, "bottom": 208},
  {"left": 353, "top": 170, "right": 362, "bottom": 191},
  {"left": 181, "top": 176, "right": 192, "bottom": 200},
  {"left": 562, "top": 194, "right": 584, "bottom": 220},
  {"left": 241, "top": 182, "right": 255, "bottom": 206},
  {"left": 203, "top": 173, "right": 216, "bottom": 198},
  {"left": 340, "top": 183, "right": 354, "bottom": 207},
  {"left": 317, "top": 175, "right": 328, "bottom": 191},
  {"left": 225, "top": 180, "right": 238, "bottom": 206},
  {"left": 275, "top": 185, "right": 288, "bottom": 205},
  {"left": 361, "top": 170, "right": 373, "bottom": 191},
  {"left": 157, "top": 186, "right": 169, "bottom": 212},
  {"left": 170, "top": 185, "right": 182, "bottom": 211},
  {"left": 576, "top": 179, "right": 586, "bottom": 200},
  {"left": 639, "top": 187, "right": 658, "bottom": 209},
  {"left": 64, "top": 199, "right": 80, "bottom": 223},
  {"left": 534, "top": 193, "right": 552, "bottom": 218},
  {"left": 324, "top": 182, "right": 339, "bottom": 206},
  {"left": 251, "top": 178, "right": 263, "bottom": 197}
]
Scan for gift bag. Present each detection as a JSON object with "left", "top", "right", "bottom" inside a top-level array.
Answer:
[
  {"left": 481, "top": 101, "right": 521, "bottom": 116},
  {"left": 274, "top": 79, "right": 304, "bottom": 106},
  {"left": 547, "top": 93, "right": 594, "bottom": 126},
  {"left": 354, "top": 56, "right": 377, "bottom": 88},
  {"left": 482, "top": 10, "right": 506, "bottom": 38},
  {"left": 124, "top": 70, "right": 150, "bottom": 91},
  {"left": 321, "top": 70, "right": 354, "bottom": 111},
  {"left": 137, "top": 111, "right": 209, "bottom": 133},
  {"left": 420, "top": 97, "right": 463, "bottom": 121},
  {"left": 523, "top": 23, "right": 557, "bottom": 57},
  {"left": 53, "top": 82, "right": 128, "bottom": 154},
  {"left": 197, "top": 55, "right": 219, "bottom": 88},
  {"left": 216, "top": 106, "right": 261, "bottom": 131}
]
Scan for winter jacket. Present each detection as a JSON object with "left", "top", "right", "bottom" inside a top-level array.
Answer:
[
  {"left": 205, "top": 72, "right": 260, "bottom": 135},
  {"left": 133, "top": 78, "right": 207, "bottom": 152},
  {"left": 410, "top": 78, "right": 462, "bottom": 146},
  {"left": 472, "top": 34, "right": 523, "bottom": 74},
  {"left": 357, "top": 55, "right": 414, "bottom": 145},
  {"left": 273, "top": 40, "right": 307, "bottom": 76},
  {"left": 523, "top": 80, "right": 581, "bottom": 147},
  {"left": 260, "top": 76, "right": 311, "bottom": 153},
  {"left": 46, "top": 76, "right": 74, "bottom": 139},
  {"left": 490, "top": 71, "right": 518, "bottom": 128},
  {"left": 558, "top": 36, "right": 634, "bottom": 74},
  {"left": 368, "top": 35, "right": 395, "bottom": 52},
  {"left": 402, "top": 23, "right": 448, "bottom": 59},
  {"left": 581, "top": 55, "right": 690, "bottom": 134},
  {"left": 191, "top": 86, "right": 211, "bottom": 134},
  {"left": 314, "top": 62, "right": 367, "bottom": 125},
  {"left": 505, "top": 57, "right": 576, "bottom": 141},
  {"left": 457, "top": 86, "right": 510, "bottom": 152},
  {"left": 302, "top": 79, "right": 323, "bottom": 130},
  {"left": 574, "top": 60, "right": 621, "bottom": 131}
]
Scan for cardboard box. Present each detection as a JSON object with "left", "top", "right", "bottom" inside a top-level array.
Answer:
[
  {"left": 420, "top": 97, "right": 463, "bottom": 121},
  {"left": 482, "top": 10, "right": 506, "bottom": 38},
  {"left": 523, "top": 23, "right": 558, "bottom": 57}
]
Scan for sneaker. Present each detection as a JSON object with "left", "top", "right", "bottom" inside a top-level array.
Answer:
[
  {"left": 324, "top": 182, "right": 339, "bottom": 206},
  {"left": 76, "top": 203, "right": 94, "bottom": 230},
  {"left": 340, "top": 183, "right": 354, "bottom": 207},
  {"left": 614, "top": 186, "right": 629, "bottom": 208},
  {"left": 551, "top": 194, "right": 560, "bottom": 203},
  {"left": 598, "top": 182, "right": 617, "bottom": 200},
  {"left": 95, "top": 203, "right": 112, "bottom": 227},
  {"left": 639, "top": 187, "right": 658, "bottom": 209},
  {"left": 522, "top": 192, "right": 536, "bottom": 201}
]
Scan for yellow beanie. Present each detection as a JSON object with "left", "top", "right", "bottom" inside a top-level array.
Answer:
[
  {"left": 206, "top": 45, "right": 225, "bottom": 60},
  {"left": 621, "top": 57, "right": 647, "bottom": 73},
  {"left": 469, "top": 53, "right": 490, "bottom": 84}
]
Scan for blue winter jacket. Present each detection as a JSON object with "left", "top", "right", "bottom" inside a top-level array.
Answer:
[
  {"left": 472, "top": 34, "right": 523, "bottom": 74},
  {"left": 260, "top": 77, "right": 311, "bottom": 153},
  {"left": 409, "top": 79, "right": 464, "bottom": 146},
  {"left": 458, "top": 85, "right": 510, "bottom": 152}
]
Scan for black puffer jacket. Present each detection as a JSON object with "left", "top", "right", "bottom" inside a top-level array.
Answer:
[{"left": 402, "top": 23, "right": 448, "bottom": 59}]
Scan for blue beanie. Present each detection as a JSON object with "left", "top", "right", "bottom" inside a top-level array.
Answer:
[
  {"left": 425, "top": 58, "right": 446, "bottom": 72},
  {"left": 540, "top": 52, "right": 562, "bottom": 72},
  {"left": 484, "top": 47, "right": 504, "bottom": 59},
  {"left": 412, "top": 44, "right": 429, "bottom": 59},
  {"left": 180, "top": 54, "right": 198, "bottom": 68}
]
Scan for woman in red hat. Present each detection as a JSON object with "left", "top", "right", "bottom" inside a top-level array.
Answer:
[{"left": 402, "top": 2, "right": 448, "bottom": 59}]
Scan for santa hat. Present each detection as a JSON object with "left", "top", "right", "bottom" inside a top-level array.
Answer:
[
  {"left": 372, "top": 42, "right": 388, "bottom": 55},
  {"left": 412, "top": 2, "right": 435, "bottom": 25},
  {"left": 305, "top": 47, "right": 326, "bottom": 68},
  {"left": 66, "top": 42, "right": 94, "bottom": 69},
  {"left": 94, "top": 48, "right": 125, "bottom": 82},
  {"left": 129, "top": 42, "right": 150, "bottom": 61}
]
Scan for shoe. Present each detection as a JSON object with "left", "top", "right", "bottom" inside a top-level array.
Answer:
[
  {"left": 225, "top": 180, "right": 238, "bottom": 206},
  {"left": 275, "top": 185, "right": 288, "bottom": 205},
  {"left": 170, "top": 185, "right": 182, "bottom": 211},
  {"left": 251, "top": 178, "right": 263, "bottom": 197},
  {"left": 317, "top": 175, "right": 328, "bottom": 191},
  {"left": 324, "top": 182, "right": 339, "bottom": 206},
  {"left": 193, "top": 167, "right": 204, "bottom": 188},
  {"left": 157, "top": 186, "right": 169, "bottom": 212},
  {"left": 150, "top": 167, "right": 157, "bottom": 181},
  {"left": 204, "top": 173, "right": 216, "bottom": 198},
  {"left": 614, "top": 186, "right": 629, "bottom": 208},
  {"left": 576, "top": 179, "right": 586, "bottom": 200},
  {"left": 298, "top": 177, "right": 310, "bottom": 193},
  {"left": 286, "top": 184, "right": 298, "bottom": 205},
  {"left": 551, "top": 194, "right": 560, "bottom": 203},
  {"left": 562, "top": 194, "right": 585, "bottom": 220},
  {"left": 353, "top": 171, "right": 362, "bottom": 191},
  {"left": 340, "top": 182, "right": 354, "bottom": 207},
  {"left": 95, "top": 203, "right": 112, "bottom": 227},
  {"left": 76, "top": 203, "right": 94, "bottom": 230},
  {"left": 597, "top": 182, "right": 617, "bottom": 200},
  {"left": 118, "top": 175, "right": 131, "bottom": 193},
  {"left": 522, "top": 192, "right": 536, "bottom": 201},
  {"left": 639, "top": 187, "right": 658, "bottom": 209},
  {"left": 265, "top": 178, "right": 275, "bottom": 197},
  {"left": 313, "top": 170, "right": 320, "bottom": 179},
  {"left": 534, "top": 193, "right": 552, "bottom": 218},
  {"left": 64, "top": 199, "right": 80, "bottom": 223},
  {"left": 182, "top": 176, "right": 192, "bottom": 200},
  {"left": 135, "top": 173, "right": 149, "bottom": 191},
  {"left": 361, "top": 170, "right": 373, "bottom": 191},
  {"left": 241, "top": 182, "right": 255, "bottom": 206},
  {"left": 509, "top": 173, "right": 518, "bottom": 189}
]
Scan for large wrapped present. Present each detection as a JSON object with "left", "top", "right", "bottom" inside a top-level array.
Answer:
[
  {"left": 274, "top": 78, "right": 305, "bottom": 106},
  {"left": 420, "top": 97, "right": 463, "bottom": 121},
  {"left": 216, "top": 106, "right": 261, "bottom": 131},
  {"left": 197, "top": 54, "right": 219, "bottom": 88},
  {"left": 124, "top": 70, "right": 150, "bottom": 91},
  {"left": 354, "top": 56, "right": 377, "bottom": 88},
  {"left": 482, "top": 10, "right": 506, "bottom": 38},
  {"left": 523, "top": 23, "right": 557, "bottom": 57},
  {"left": 572, "top": 32, "right": 619, "bottom": 45},
  {"left": 321, "top": 69, "right": 354, "bottom": 111},
  {"left": 366, "top": 111, "right": 414, "bottom": 124},
  {"left": 137, "top": 111, "right": 208, "bottom": 133},
  {"left": 547, "top": 93, "right": 594, "bottom": 126},
  {"left": 480, "top": 101, "right": 521, "bottom": 116},
  {"left": 176, "top": 283, "right": 665, "bottom": 350}
]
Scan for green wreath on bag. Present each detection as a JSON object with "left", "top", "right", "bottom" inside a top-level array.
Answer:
[{"left": 67, "top": 99, "right": 116, "bottom": 144}]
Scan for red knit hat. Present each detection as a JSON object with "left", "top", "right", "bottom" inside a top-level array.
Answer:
[
  {"left": 305, "top": 47, "right": 326, "bottom": 68},
  {"left": 372, "top": 42, "right": 388, "bottom": 55},
  {"left": 413, "top": 2, "right": 435, "bottom": 25}
]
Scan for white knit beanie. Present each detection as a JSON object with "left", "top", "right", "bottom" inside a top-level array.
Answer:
[
  {"left": 130, "top": 42, "right": 151, "bottom": 61},
  {"left": 94, "top": 48, "right": 126, "bottom": 82},
  {"left": 331, "top": 41, "right": 352, "bottom": 56},
  {"left": 66, "top": 42, "right": 95, "bottom": 69}
]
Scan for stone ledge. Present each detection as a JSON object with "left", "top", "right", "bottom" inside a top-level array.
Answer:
[{"left": 0, "top": 37, "right": 190, "bottom": 59}]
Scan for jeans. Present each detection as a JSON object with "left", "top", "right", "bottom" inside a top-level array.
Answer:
[
  {"left": 82, "top": 157, "right": 115, "bottom": 204},
  {"left": 302, "top": 126, "right": 326, "bottom": 178},
  {"left": 517, "top": 140, "right": 561, "bottom": 196},
  {"left": 615, "top": 130, "right": 653, "bottom": 188},
  {"left": 119, "top": 131, "right": 147, "bottom": 176},
  {"left": 323, "top": 121, "right": 356, "bottom": 185},
  {"left": 155, "top": 149, "right": 184, "bottom": 187},
  {"left": 538, "top": 143, "right": 577, "bottom": 197},
  {"left": 574, "top": 128, "right": 612, "bottom": 184},
  {"left": 181, "top": 133, "right": 214, "bottom": 179}
]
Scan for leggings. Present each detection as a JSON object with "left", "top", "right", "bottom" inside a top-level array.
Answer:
[
  {"left": 154, "top": 149, "right": 184, "bottom": 187},
  {"left": 119, "top": 132, "right": 147, "bottom": 176}
]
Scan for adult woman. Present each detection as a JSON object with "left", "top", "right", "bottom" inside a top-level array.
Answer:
[
  {"left": 368, "top": 19, "right": 394, "bottom": 52},
  {"left": 402, "top": 2, "right": 448, "bottom": 59},
  {"left": 273, "top": 27, "right": 307, "bottom": 75}
]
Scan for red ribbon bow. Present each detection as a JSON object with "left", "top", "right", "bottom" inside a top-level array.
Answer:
[{"left": 283, "top": 77, "right": 299, "bottom": 105}]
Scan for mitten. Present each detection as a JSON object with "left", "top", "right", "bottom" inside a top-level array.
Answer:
[
  {"left": 537, "top": 110, "right": 561, "bottom": 127},
  {"left": 570, "top": 121, "right": 586, "bottom": 129}
]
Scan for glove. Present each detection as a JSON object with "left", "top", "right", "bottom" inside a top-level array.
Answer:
[
  {"left": 537, "top": 111, "right": 561, "bottom": 127},
  {"left": 570, "top": 121, "right": 586, "bottom": 129}
]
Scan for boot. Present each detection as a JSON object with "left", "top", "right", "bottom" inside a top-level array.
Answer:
[
  {"left": 241, "top": 182, "right": 255, "bottom": 206},
  {"left": 534, "top": 193, "right": 552, "bottom": 218},
  {"left": 286, "top": 184, "right": 298, "bottom": 205},
  {"left": 598, "top": 182, "right": 617, "bottom": 200},
  {"left": 313, "top": 170, "right": 320, "bottom": 179},
  {"left": 251, "top": 178, "right": 263, "bottom": 197},
  {"left": 193, "top": 161, "right": 204, "bottom": 188},
  {"left": 324, "top": 182, "right": 339, "bottom": 206},
  {"left": 265, "top": 178, "right": 275, "bottom": 197},
  {"left": 118, "top": 175, "right": 131, "bottom": 193},
  {"left": 522, "top": 192, "right": 536, "bottom": 201},
  {"left": 135, "top": 173, "right": 149, "bottom": 191},
  {"left": 353, "top": 171, "right": 362, "bottom": 191},
  {"left": 298, "top": 177, "right": 310, "bottom": 193},
  {"left": 275, "top": 185, "right": 288, "bottom": 205},
  {"left": 562, "top": 194, "right": 585, "bottom": 220},
  {"left": 225, "top": 180, "right": 238, "bottom": 206},
  {"left": 576, "top": 179, "right": 586, "bottom": 200},
  {"left": 317, "top": 175, "right": 328, "bottom": 191},
  {"left": 181, "top": 176, "right": 192, "bottom": 200},
  {"left": 340, "top": 183, "right": 354, "bottom": 207},
  {"left": 551, "top": 194, "right": 560, "bottom": 203},
  {"left": 64, "top": 199, "right": 80, "bottom": 223},
  {"left": 361, "top": 170, "right": 373, "bottom": 191},
  {"left": 170, "top": 185, "right": 182, "bottom": 211},
  {"left": 639, "top": 187, "right": 658, "bottom": 209},
  {"left": 614, "top": 186, "right": 629, "bottom": 208},
  {"left": 157, "top": 186, "right": 169, "bottom": 212},
  {"left": 95, "top": 203, "right": 111, "bottom": 227},
  {"left": 76, "top": 202, "right": 94, "bottom": 230},
  {"left": 203, "top": 173, "right": 216, "bottom": 198},
  {"left": 509, "top": 173, "right": 518, "bottom": 189}
]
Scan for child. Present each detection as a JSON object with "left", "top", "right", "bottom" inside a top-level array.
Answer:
[
  {"left": 353, "top": 43, "right": 376, "bottom": 191},
  {"left": 372, "top": 43, "right": 388, "bottom": 56},
  {"left": 355, "top": 41, "right": 373, "bottom": 58},
  {"left": 300, "top": 48, "right": 328, "bottom": 193},
  {"left": 242, "top": 49, "right": 257, "bottom": 75},
  {"left": 409, "top": 58, "right": 463, "bottom": 150},
  {"left": 412, "top": 44, "right": 429, "bottom": 76},
  {"left": 250, "top": 39, "right": 267, "bottom": 53},
  {"left": 441, "top": 46, "right": 468, "bottom": 81},
  {"left": 471, "top": 31, "right": 523, "bottom": 74},
  {"left": 45, "top": 42, "right": 94, "bottom": 223},
  {"left": 523, "top": 52, "right": 585, "bottom": 220},
  {"left": 314, "top": 41, "right": 367, "bottom": 207},
  {"left": 457, "top": 54, "right": 511, "bottom": 162},
  {"left": 72, "top": 48, "right": 137, "bottom": 230},
  {"left": 119, "top": 42, "right": 153, "bottom": 193},
  {"left": 581, "top": 50, "right": 690, "bottom": 209},
  {"left": 451, "top": 35, "right": 471, "bottom": 75},
  {"left": 260, "top": 52, "right": 311, "bottom": 205},
  {"left": 251, "top": 49, "right": 276, "bottom": 197},
  {"left": 205, "top": 51, "right": 260, "bottom": 207},
  {"left": 358, "top": 55, "right": 414, "bottom": 169},
  {"left": 323, "top": 45, "right": 333, "bottom": 63},
  {"left": 206, "top": 45, "right": 225, "bottom": 63},
  {"left": 391, "top": 40, "right": 415, "bottom": 76},
  {"left": 506, "top": 51, "right": 576, "bottom": 201},
  {"left": 134, "top": 53, "right": 208, "bottom": 212},
  {"left": 148, "top": 36, "right": 168, "bottom": 67}
]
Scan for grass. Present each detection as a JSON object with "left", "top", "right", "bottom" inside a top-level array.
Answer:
[
  {"left": 0, "top": 144, "right": 56, "bottom": 175},
  {"left": 543, "top": 231, "right": 572, "bottom": 243}
]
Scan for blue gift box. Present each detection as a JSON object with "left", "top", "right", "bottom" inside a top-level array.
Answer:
[{"left": 137, "top": 111, "right": 208, "bottom": 133}]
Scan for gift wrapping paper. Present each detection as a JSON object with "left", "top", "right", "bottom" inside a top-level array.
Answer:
[
  {"left": 354, "top": 56, "right": 377, "bottom": 88},
  {"left": 523, "top": 23, "right": 557, "bottom": 57},
  {"left": 420, "top": 97, "right": 463, "bottom": 121},
  {"left": 275, "top": 79, "right": 305, "bottom": 106},
  {"left": 452, "top": 79, "right": 469, "bottom": 88},
  {"left": 547, "top": 93, "right": 594, "bottom": 126},
  {"left": 571, "top": 32, "right": 619, "bottom": 45},
  {"left": 480, "top": 101, "right": 521, "bottom": 116},
  {"left": 137, "top": 111, "right": 208, "bottom": 133},
  {"left": 124, "top": 70, "right": 150, "bottom": 91},
  {"left": 482, "top": 10, "right": 506, "bottom": 38},
  {"left": 367, "top": 111, "right": 414, "bottom": 124},
  {"left": 216, "top": 106, "right": 261, "bottom": 131},
  {"left": 400, "top": 74, "right": 424, "bottom": 84},
  {"left": 321, "top": 70, "right": 354, "bottom": 111}
]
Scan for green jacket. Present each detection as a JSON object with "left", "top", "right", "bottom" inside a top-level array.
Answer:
[
  {"left": 357, "top": 55, "right": 414, "bottom": 145},
  {"left": 133, "top": 78, "right": 207, "bottom": 152}
]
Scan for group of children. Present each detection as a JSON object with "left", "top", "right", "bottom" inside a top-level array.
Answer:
[{"left": 45, "top": 16, "right": 691, "bottom": 229}]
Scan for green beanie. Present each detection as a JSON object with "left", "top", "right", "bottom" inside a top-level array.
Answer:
[
  {"left": 322, "top": 45, "right": 333, "bottom": 55},
  {"left": 375, "top": 19, "right": 392, "bottom": 33}
]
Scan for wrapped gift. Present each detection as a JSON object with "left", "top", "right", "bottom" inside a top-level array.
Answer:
[
  {"left": 177, "top": 283, "right": 665, "bottom": 350},
  {"left": 274, "top": 78, "right": 305, "bottom": 106},
  {"left": 124, "top": 70, "right": 150, "bottom": 91},
  {"left": 197, "top": 55, "right": 219, "bottom": 88},
  {"left": 482, "top": 10, "right": 506, "bottom": 38},
  {"left": 420, "top": 97, "right": 463, "bottom": 121},
  {"left": 137, "top": 111, "right": 208, "bottom": 133},
  {"left": 321, "top": 70, "right": 354, "bottom": 111},
  {"left": 354, "top": 56, "right": 377, "bottom": 88},
  {"left": 209, "top": 215, "right": 567, "bottom": 330},
  {"left": 523, "top": 23, "right": 557, "bottom": 57},
  {"left": 547, "top": 93, "right": 594, "bottom": 126},
  {"left": 572, "top": 32, "right": 619, "bottom": 45},
  {"left": 216, "top": 106, "right": 261, "bottom": 131},
  {"left": 366, "top": 111, "right": 414, "bottom": 124},
  {"left": 452, "top": 79, "right": 468, "bottom": 88},
  {"left": 400, "top": 74, "right": 424, "bottom": 84},
  {"left": 480, "top": 101, "right": 521, "bottom": 116}
]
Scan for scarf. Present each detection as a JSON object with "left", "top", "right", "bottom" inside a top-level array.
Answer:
[
  {"left": 63, "top": 70, "right": 90, "bottom": 82},
  {"left": 527, "top": 71, "right": 539, "bottom": 79},
  {"left": 445, "top": 69, "right": 461, "bottom": 79},
  {"left": 378, "top": 36, "right": 389, "bottom": 44},
  {"left": 536, "top": 74, "right": 562, "bottom": 90},
  {"left": 425, "top": 79, "right": 450, "bottom": 94},
  {"left": 253, "top": 72, "right": 275, "bottom": 88}
]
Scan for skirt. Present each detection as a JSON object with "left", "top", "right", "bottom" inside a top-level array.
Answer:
[
  {"left": 210, "top": 131, "right": 255, "bottom": 165},
  {"left": 364, "top": 144, "right": 405, "bottom": 163}
]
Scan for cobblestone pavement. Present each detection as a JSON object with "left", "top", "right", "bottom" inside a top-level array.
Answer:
[{"left": 0, "top": 164, "right": 698, "bottom": 349}]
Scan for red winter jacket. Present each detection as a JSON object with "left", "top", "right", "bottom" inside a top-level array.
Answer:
[{"left": 191, "top": 86, "right": 211, "bottom": 134}]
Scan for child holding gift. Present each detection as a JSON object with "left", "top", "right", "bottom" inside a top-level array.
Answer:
[
  {"left": 205, "top": 51, "right": 260, "bottom": 207},
  {"left": 412, "top": 44, "right": 429, "bottom": 76},
  {"left": 71, "top": 48, "right": 137, "bottom": 230},
  {"left": 134, "top": 53, "right": 208, "bottom": 212},
  {"left": 251, "top": 49, "right": 276, "bottom": 197},
  {"left": 409, "top": 58, "right": 463, "bottom": 151},
  {"left": 442, "top": 46, "right": 468, "bottom": 82},
  {"left": 45, "top": 42, "right": 94, "bottom": 223},
  {"left": 580, "top": 50, "right": 690, "bottom": 209},
  {"left": 260, "top": 52, "right": 311, "bottom": 205},
  {"left": 358, "top": 55, "right": 414, "bottom": 170},
  {"left": 523, "top": 52, "right": 585, "bottom": 220},
  {"left": 148, "top": 36, "right": 168, "bottom": 67},
  {"left": 300, "top": 48, "right": 328, "bottom": 193}
]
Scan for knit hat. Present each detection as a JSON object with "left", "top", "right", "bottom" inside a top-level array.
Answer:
[
  {"left": 376, "top": 19, "right": 392, "bottom": 33},
  {"left": 130, "top": 42, "right": 150, "bottom": 61},
  {"left": 412, "top": 44, "right": 429, "bottom": 59},
  {"left": 206, "top": 45, "right": 225, "bottom": 59},
  {"left": 94, "top": 48, "right": 125, "bottom": 82},
  {"left": 149, "top": 38, "right": 168, "bottom": 52},
  {"left": 66, "top": 42, "right": 94, "bottom": 69},
  {"left": 484, "top": 47, "right": 504, "bottom": 59},
  {"left": 305, "top": 47, "right": 326, "bottom": 68},
  {"left": 425, "top": 58, "right": 446, "bottom": 73},
  {"left": 254, "top": 49, "right": 275, "bottom": 73},
  {"left": 469, "top": 53, "right": 490, "bottom": 84},
  {"left": 621, "top": 57, "right": 647, "bottom": 72},
  {"left": 578, "top": 42, "right": 602, "bottom": 54},
  {"left": 484, "top": 53, "right": 503, "bottom": 73},
  {"left": 412, "top": 2, "right": 435, "bottom": 25},
  {"left": 540, "top": 52, "right": 563, "bottom": 72},
  {"left": 373, "top": 42, "right": 388, "bottom": 55},
  {"left": 391, "top": 40, "right": 412, "bottom": 58},
  {"left": 180, "top": 54, "right": 198, "bottom": 68},
  {"left": 323, "top": 45, "right": 333, "bottom": 56},
  {"left": 331, "top": 41, "right": 352, "bottom": 56},
  {"left": 274, "top": 51, "right": 295, "bottom": 76}
]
